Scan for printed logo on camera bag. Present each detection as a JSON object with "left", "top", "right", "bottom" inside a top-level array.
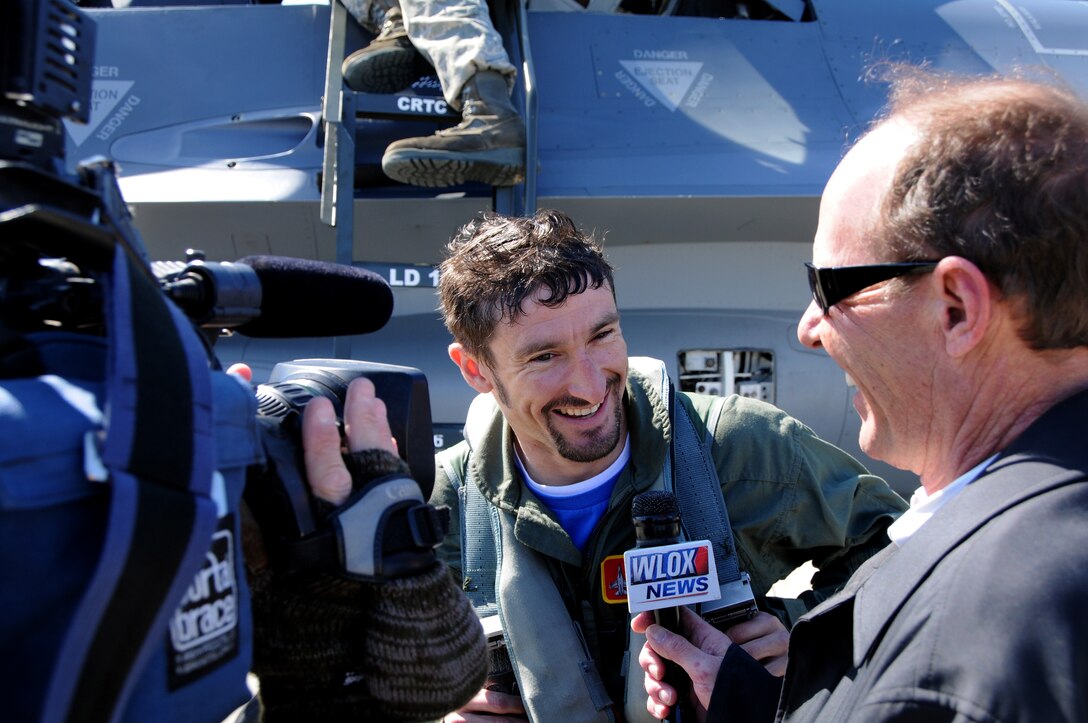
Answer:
[{"left": 167, "top": 516, "right": 239, "bottom": 689}]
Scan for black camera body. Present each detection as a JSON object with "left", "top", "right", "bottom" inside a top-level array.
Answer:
[
  {"left": 257, "top": 358, "right": 435, "bottom": 500},
  {"left": 244, "top": 358, "right": 445, "bottom": 579},
  {"left": 2, "top": 0, "right": 434, "bottom": 558},
  {"left": 0, "top": 3, "right": 456, "bottom": 721}
]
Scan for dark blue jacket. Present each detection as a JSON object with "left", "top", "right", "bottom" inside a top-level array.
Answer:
[{"left": 709, "top": 388, "right": 1088, "bottom": 722}]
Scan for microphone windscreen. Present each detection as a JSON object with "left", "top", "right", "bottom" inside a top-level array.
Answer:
[
  {"left": 632, "top": 490, "right": 679, "bottom": 518},
  {"left": 234, "top": 255, "right": 393, "bottom": 338}
]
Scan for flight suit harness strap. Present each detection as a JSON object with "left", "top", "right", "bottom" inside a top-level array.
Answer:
[{"left": 446, "top": 392, "right": 616, "bottom": 722}]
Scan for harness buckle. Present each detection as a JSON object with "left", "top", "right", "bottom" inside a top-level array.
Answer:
[{"left": 699, "top": 572, "right": 758, "bottom": 630}]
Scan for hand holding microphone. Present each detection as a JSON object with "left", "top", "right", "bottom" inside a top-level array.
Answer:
[
  {"left": 631, "top": 607, "right": 732, "bottom": 721},
  {"left": 627, "top": 493, "right": 789, "bottom": 721},
  {"left": 627, "top": 491, "right": 720, "bottom": 723}
]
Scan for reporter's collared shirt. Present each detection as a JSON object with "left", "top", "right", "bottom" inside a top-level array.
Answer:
[{"left": 887, "top": 454, "right": 999, "bottom": 546}]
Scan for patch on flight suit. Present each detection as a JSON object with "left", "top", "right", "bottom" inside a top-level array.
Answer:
[{"left": 601, "top": 554, "right": 628, "bottom": 604}]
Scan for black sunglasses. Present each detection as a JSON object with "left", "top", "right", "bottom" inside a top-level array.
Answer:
[{"left": 805, "top": 261, "right": 941, "bottom": 315}]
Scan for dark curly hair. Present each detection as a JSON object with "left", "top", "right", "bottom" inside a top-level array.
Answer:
[{"left": 437, "top": 209, "right": 615, "bottom": 363}]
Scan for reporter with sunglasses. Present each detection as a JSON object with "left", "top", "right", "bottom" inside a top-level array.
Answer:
[{"left": 634, "top": 66, "right": 1088, "bottom": 723}]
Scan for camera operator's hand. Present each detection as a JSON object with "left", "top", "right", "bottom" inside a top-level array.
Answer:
[
  {"left": 242, "top": 374, "right": 487, "bottom": 722},
  {"left": 302, "top": 377, "right": 396, "bottom": 505}
]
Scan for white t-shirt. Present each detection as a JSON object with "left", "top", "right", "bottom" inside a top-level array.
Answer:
[{"left": 887, "top": 454, "right": 999, "bottom": 546}]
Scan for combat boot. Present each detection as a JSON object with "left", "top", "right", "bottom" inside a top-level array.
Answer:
[
  {"left": 342, "top": 4, "right": 430, "bottom": 94},
  {"left": 381, "top": 71, "right": 526, "bottom": 187}
]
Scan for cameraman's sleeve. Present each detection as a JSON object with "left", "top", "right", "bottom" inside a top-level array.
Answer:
[{"left": 245, "top": 449, "right": 487, "bottom": 722}]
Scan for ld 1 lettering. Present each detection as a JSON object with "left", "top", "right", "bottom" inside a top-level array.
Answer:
[{"left": 389, "top": 267, "right": 420, "bottom": 286}]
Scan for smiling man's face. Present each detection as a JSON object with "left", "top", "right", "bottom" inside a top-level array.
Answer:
[
  {"left": 797, "top": 120, "right": 940, "bottom": 473},
  {"left": 451, "top": 282, "right": 629, "bottom": 486}
]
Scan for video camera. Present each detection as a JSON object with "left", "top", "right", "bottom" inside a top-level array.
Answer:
[
  {"left": 248, "top": 358, "right": 446, "bottom": 581},
  {"left": 1, "top": 5, "right": 491, "bottom": 723},
  {"left": 1, "top": 1, "right": 460, "bottom": 715},
  {"left": 1, "top": 0, "right": 439, "bottom": 532}
]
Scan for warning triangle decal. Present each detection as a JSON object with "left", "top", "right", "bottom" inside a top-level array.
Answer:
[
  {"left": 618, "top": 60, "right": 703, "bottom": 112},
  {"left": 64, "top": 79, "right": 135, "bottom": 146}
]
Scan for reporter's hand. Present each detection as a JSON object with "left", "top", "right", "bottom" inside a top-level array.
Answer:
[
  {"left": 302, "top": 377, "right": 396, "bottom": 505},
  {"left": 632, "top": 607, "right": 732, "bottom": 722},
  {"left": 725, "top": 611, "right": 788, "bottom": 677},
  {"left": 442, "top": 687, "right": 528, "bottom": 722}
]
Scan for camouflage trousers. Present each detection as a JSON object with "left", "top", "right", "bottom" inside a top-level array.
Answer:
[{"left": 339, "top": 0, "right": 516, "bottom": 108}]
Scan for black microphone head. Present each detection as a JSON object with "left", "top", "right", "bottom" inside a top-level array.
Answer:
[
  {"left": 234, "top": 255, "right": 393, "bottom": 338},
  {"left": 632, "top": 490, "right": 680, "bottom": 519}
]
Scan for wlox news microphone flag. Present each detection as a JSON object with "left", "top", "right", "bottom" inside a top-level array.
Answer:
[{"left": 624, "top": 540, "right": 722, "bottom": 613}]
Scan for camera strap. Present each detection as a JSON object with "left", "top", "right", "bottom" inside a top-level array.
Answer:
[{"left": 42, "top": 246, "right": 220, "bottom": 723}]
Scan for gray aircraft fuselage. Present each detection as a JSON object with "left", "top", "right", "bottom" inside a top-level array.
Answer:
[{"left": 67, "top": 0, "right": 1088, "bottom": 494}]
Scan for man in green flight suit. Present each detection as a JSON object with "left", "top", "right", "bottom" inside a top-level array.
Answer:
[{"left": 429, "top": 208, "right": 907, "bottom": 722}]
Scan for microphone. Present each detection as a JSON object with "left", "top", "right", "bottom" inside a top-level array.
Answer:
[
  {"left": 631, "top": 490, "right": 690, "bottom": 723},
  {"left": 632, "top": 490, "right": 684, "bottom": 632},
  {"left": 156, "top": 255, "right": 394, "bottom": 338}
]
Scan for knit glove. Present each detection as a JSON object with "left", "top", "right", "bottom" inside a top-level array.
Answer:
[{"left": 244, "top": 449, "right": 488, "bottom": 722}]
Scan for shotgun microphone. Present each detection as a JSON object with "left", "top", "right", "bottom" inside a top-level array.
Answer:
[{"left": 157, "top": 255, "right": 394, "bottom": 338}]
